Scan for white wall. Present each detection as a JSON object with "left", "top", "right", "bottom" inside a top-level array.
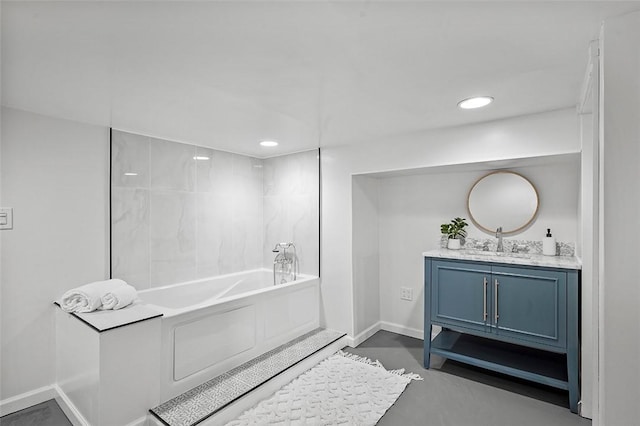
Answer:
[
  {"left": 352, "top": 176, "right": 381, "bottom": 339},
  {"left": 375, "top": 161, "right": 579, "bottom": 337},
  {"left": 577, "top": 40, "right": 599, "bottom": 420},
  {"left": 320, "top": 108, "right": 580, "bottom": 337},
  {"left": 0, "top": 107, "right": 109, "bottom": 402},
  {"left": 0, "top": 1, "right": 4, "bottom": 407},
  {"left": 599, "top": 10, "right": 640, "bottom": 426}
]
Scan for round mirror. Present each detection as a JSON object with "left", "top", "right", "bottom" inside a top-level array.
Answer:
[{"left": 467, "top": 171, "right": 539, "bottom": 235}]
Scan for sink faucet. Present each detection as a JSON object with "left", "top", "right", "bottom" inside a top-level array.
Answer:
[{"left": 495, "top": 227, "right": 504, "bottom": 252}]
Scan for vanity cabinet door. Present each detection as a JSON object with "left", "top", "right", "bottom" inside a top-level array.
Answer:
[
  {"left": 431, "top": 260, "right": 491, "bottom": 333},
  {"left": 491, "top": 265, "right": 567, "bottom": 349}
]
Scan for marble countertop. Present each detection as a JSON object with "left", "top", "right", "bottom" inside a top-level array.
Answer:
[{"left": 423, "top": 248, "right": 582, "bottom": 270}]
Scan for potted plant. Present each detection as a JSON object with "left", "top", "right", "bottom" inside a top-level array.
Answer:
[{"left": 440, "top": 217, "right": 468, "bottom": 250}]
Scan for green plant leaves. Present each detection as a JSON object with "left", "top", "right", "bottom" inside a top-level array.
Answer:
[{"left": 440, "top": 217, "right": 468, "bottom": 239}]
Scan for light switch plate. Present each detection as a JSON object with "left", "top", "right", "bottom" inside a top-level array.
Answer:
[{"left": 0, "top": 208, "right": 13, "bottom": 230}]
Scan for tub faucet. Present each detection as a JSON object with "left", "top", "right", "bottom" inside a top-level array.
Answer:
[
  {"left": 496, "top": 227, "right": 504, "bottom": 252},
  {"left": 272, "top": 242, "right": 298, "bottom": 285}
]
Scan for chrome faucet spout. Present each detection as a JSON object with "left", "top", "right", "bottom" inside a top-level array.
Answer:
[{"left": 496, "top": 227, "right": 504, "bottom": 252}]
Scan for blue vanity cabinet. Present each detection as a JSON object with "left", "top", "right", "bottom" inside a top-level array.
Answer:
[
  {"left": 491, "top": 265, "right": 567, "bottom": 349},
  {"left": 424, "top": 257, "right": 580, "bottom": 414},
  {"left": 431, "top": 261, "right": 491, "bottom": 334}
]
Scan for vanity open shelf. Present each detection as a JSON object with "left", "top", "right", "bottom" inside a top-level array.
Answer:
[
  {"left": 431, "top": 330, "right": 568, "bottom": 390},
  {"left": 423, "top": 251, "right": 580, "bottom": 413}
]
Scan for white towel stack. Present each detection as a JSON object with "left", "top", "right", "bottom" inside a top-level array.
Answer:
[{"left": 60, "top": 279, "right": 138, "bottom": 313}]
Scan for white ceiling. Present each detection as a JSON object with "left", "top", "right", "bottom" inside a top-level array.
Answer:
[{"left": 2, "top": 1, "right": 639, "bottom": 157}]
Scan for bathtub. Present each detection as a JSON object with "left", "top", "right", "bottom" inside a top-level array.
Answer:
[{"left": 139, "top": 268, "right": 320, "bottom": 400}]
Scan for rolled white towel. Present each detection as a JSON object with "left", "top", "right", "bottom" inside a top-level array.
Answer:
[
  {"left": 60, "top": 279, "right": 127, "bottom": 313},
  {"left": 100, "top": 284, "right": 138, "bottom": 310}
]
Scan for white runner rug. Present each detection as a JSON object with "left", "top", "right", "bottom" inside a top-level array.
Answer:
[{"left": 226, "top": 350, "right": 423, "bottom": 425}]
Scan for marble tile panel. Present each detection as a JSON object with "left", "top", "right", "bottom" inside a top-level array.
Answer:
[
  {"left": 231, "top": 193, "right": 263, "bottom": 272},
  {"left": 289, "top": 194, "right": 320, "bottom": 276},
  {"left": 195, "top": 193, "right": 233, "bottom": 278},
  {"left": 149, "top": 137, "right": 196, "bottom": 191},
  {"left": 425, "top": 247, "right": 581, "bottom": 270},
  {"left": 149, "top": 190, "right": 197, "bottom": 286},
  {"left": 287, "top": 149, "right": 320, "bottom": 196},
  {"left": 111, "top": 188, "right": 150, "bottom": 289},
  {"left": 262, "top": 153, "right": 291, "bottom": 197},
  {"left": 446, "top": 236, "right": 576, "bottom": 257},
  {"left": 195, "top": 147, "right": 234, "bottom": 195},
  {"left": 263, "top": 195, "right": 289, "bottom": 266},
  {"left": 113, "top": 133, "right": 320, "bottom": 288},
  {"left": 111, "top": 130, "right": 150, "bottom": 189},
  {"left": 232, "top": 153, "right": 263, "bottom": 199}
]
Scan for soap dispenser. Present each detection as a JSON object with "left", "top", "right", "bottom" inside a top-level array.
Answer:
[{"left": 543, "top": 228, "right": 556, "bottom": 256}]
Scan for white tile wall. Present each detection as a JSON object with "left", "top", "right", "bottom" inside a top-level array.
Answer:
[
  {"left": 263, "top": 150, "right": 320, "bottom": 276},
  {"left": 111, "top": 130, "right": 319, "bottom": 289}
]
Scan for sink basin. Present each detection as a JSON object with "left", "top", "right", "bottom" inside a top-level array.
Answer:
[{"left": 462, "top": 249, "right": 531, "bottom": 259}]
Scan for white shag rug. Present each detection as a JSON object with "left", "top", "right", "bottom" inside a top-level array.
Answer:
[{"left": 226, "top": 350, "right": 423, "bottom": 426}]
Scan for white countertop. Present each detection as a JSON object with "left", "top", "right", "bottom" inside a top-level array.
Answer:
[{"left": 423, "top": 248, "right": 582, "bottom": 270}]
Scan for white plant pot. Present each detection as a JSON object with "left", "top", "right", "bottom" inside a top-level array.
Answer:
[{"left": 447, "top": 239, "right": 461, "bottom": 250}]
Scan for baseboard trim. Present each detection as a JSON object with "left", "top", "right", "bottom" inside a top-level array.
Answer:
[
  {"left": 54, "top": 384, "right": 150, "bottom": 426},
  {"left": 379, "top": 321, "right": 424, "bottom": 340},
  {"left": 348, "top": 322, "right": 382, "bottom": 347},
  {"left": 0, "top": 385, "right": 57, "bottom": 417},
  {"left": 53, "top": 385, "right": 90, "bottom": 426},
  {"left": 347, "top": 321, "right": 427, "bottom": 348}
]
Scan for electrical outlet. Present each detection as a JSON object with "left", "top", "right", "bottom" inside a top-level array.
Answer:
[{"left": 400, "top": 287, "right": 413, "bottom": 301}]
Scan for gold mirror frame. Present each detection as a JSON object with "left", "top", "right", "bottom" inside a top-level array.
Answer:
[{"left": 467, "top": 171, "right": 539, "bottom": 235}]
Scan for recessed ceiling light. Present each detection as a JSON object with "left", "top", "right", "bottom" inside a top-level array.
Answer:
[
  {"left": 260, "top": 140, "right": 278, "bottom": 147},
  {"left": 458, "top": 96, "right": 494, "bottom": 109},
  {"left": 124, "top": 172, "right": 138, "bottom": 176},
  {"left": 193, "top": 156, "right": 210, "bottom": 161}
]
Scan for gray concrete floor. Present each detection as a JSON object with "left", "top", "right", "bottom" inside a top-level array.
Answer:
[
  {"left": 1, "top": 331, "right": 592, "bottom": 426},
  {"left": 344, "top": 330, "right": 592, "bottom": 426},
  {"left": 0, "top": 399, "right": 71, "bottom": 426}
]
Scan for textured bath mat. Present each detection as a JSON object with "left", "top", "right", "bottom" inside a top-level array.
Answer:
[{"left": 226, "top": 350, "right": 422, "bottom": 425}]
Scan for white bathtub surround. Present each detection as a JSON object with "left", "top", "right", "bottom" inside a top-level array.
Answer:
[
  {"left": 228, "top": 350, "right": 421, "bottom": 426},
  {"left": 151, "top": 328, "right": 345, "bottom": 426},
  {"left": 111, "top": 130, "right": 320, "bottom": 290},
  {"left": 263, "top": 150, "right": 320, "bottom": 277}
]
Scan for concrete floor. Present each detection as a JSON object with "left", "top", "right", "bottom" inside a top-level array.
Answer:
[
  {"left": 1, "top": 330, "right": 592, "bottom": 426},
  {"left": 345, "top": 330, "right": 591, "bottom": 426},
  {"left": 0, "top": 399, "right": 71, "bottom": 426}
]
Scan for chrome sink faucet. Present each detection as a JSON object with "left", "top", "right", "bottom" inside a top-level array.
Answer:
[{"left": 496, "top": 227, "right": 504, "bottom": 252}]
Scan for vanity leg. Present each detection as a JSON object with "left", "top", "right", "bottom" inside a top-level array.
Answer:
[
  {"left": 424, "top": 324, "right": 432, "bottom": 368},
  {"left": 424, "top": 258, "right": 433, "bottom": 369},
  {"left": 567, "top": 271, "right": 580, "bottom": 414}
]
